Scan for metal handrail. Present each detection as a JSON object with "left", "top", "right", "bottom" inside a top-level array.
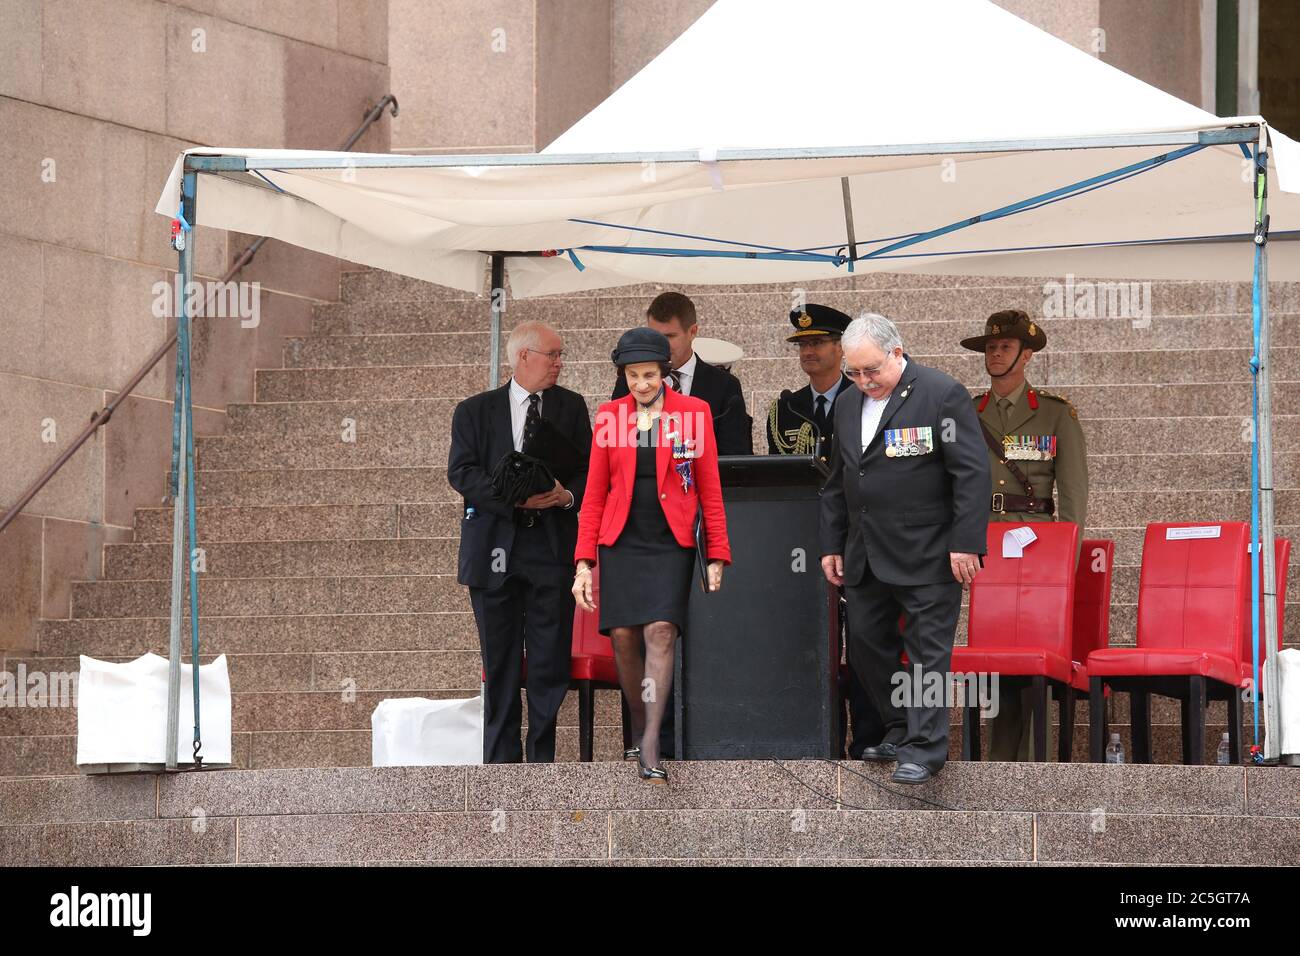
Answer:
[{"left": 0, "top": 94, "right": 398, "bottom": 537}]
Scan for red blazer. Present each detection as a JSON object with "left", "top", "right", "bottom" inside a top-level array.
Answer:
[{"left": 575, "top": 387, "right": 731, "bottom": 565}]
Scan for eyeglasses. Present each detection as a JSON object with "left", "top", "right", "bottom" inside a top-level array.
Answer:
[
  {"left": 843, "top": 352, "right": 897, "bottom": 379},
  {"left": 526, "top": 347, "right": 564, "bottom": 361}
]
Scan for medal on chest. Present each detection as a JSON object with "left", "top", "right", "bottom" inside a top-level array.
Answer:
[{"left": 1002, "top": 434, "right": 1056, "bottom": 460}]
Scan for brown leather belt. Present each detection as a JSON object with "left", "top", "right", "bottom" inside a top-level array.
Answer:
[{"left": 991, "top": 493, "right": 1054, "bottom": 515}]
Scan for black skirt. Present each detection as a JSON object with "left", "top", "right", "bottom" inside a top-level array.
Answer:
[{"left": 597, "top": 420, "right": 695, "bottom": 636}]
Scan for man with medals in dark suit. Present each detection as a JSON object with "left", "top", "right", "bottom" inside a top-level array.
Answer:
[
  {"left": 613, "top": 291, "right": 753, "bottom": 457},
  {"left": 448, "top": 320, "right": 592, "bottom": 763},
  {"left": 766, "top": 303, "right": 884, "bottom": 759},
  {"left": 820, "top": 313, "right": 991, "bottom": 784}
]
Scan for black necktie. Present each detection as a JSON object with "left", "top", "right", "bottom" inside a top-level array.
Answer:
[
  {"left": 813, "top": 394, "right": 828, "bottom": 435},
  {"left": 668, "top": 370, "right": 682, "bottom": 392},
  {"left": 523, "top": 393, "right": 541, "bottom": 452}
]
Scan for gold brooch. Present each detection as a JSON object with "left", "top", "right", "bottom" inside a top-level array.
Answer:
[
  {"left": 990, "top": 324, "right": 1001, "bottom": 334},
  {"left": 798, "top": 313, "right": 812, "bottom": 328},
  {"left": 1028, "top": 322, "right": 1038, "bottom": 336}
]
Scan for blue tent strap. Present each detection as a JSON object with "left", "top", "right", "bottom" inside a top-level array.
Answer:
[
  {"left": 560, "top": 143, "right": 1205, "bottom": 269},
  {"left": 570, "top": 229, "right": 1266, "bottom": 266},
  {"left": 1247, "top": 143, "right": 1269, "bottom": 759}
]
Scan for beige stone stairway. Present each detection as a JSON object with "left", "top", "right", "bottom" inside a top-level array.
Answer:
[{"left": 3, "top": 268, "right": 1299, "bottom": 778}]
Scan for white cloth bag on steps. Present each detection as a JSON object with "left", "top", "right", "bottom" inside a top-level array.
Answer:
[
  {"left": 371, "top": 695, "right": 483, "bottom": 766},
  {"left": 76, "top": 653, "right": 232, "bottom": 769}
]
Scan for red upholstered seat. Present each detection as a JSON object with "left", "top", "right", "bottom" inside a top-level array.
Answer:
[
  {"left": 571, "top": 566, "right": 618, "bottom": 684},
  {"left": 953, "top": 647, "right": 1073, "bottom": 685},
  {"left": 952, "top": 521, "right": 1079, "bottom": 762},
  {"left": 1084, "top": 522, "right": 1267, "bottom": 765},
  {"left": 1085, "top": 522, "right": 1250, "bottom": 685},
  {"left": 1085, "top": 647, "right": 1240, "bottom": 685},
  {"left": 569, "top": 564, "right": 628, "bottom": 760},
  {"left": 1069, "top": 540, "right": 1114, "bottom": 692},
  {"left": 952, "top": 520, "right": 1078, "bottom": 676}
]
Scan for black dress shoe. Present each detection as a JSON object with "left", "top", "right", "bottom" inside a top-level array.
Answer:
[
  {"left": 890, "top": 762, "right": 933, "bottom": 785},
  {"left": 861, "top": 742, "right": 898, "bottom": 763}
]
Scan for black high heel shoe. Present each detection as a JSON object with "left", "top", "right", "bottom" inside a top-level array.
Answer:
[
  {"left": 637, "top": 753, "right": 668, "bottom": 785},
  {"left": 623, "top": 746, "right": 641, "bottom": 761}
]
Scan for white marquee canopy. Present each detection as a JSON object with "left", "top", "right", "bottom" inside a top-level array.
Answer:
[{"left": 156, "top": 0, "right": 1300, "bottom": 299}]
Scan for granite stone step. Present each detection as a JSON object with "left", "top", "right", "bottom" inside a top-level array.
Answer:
[
  {"left": 337, "top": 268, "right": 1300, "bottom": 312},
  {"left": 36, "top": 613, "right": 478, "bottom": 657},
  {"left": 103, "top": 538, "right": 461, "bottom": 580},
  {"left": 130, "top": 494, "right": 1300, "bottom": 545},
  {"left": 2, "top": 761, "right": 1291, "bottom": 864},
  {"left": 196, "top": 467, "right": 458, "bottom": 506},
  {"left": 69, "top": 574, "right": 467, "bottom": 619},
  {"left": 296, "top": 314, "right": 1300, "bottom": 369}
]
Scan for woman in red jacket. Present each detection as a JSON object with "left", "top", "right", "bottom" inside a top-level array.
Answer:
[{"left": 573, "top": 328, "right": 731, "bottom": 783}]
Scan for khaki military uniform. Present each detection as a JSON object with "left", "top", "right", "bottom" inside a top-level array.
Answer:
[{"left": 977, "top": 381, "right": 1089, "bottom": 760}]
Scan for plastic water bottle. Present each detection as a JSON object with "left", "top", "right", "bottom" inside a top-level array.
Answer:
[
  {"left": 1105, "top": 732, "right": 1125, "bottom": 764},
  {"left": 1216, "top": 732, "right": 1231, "bottom": 765}
]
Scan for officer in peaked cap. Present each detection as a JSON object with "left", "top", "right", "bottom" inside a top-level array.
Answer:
[
  {"left": 963, "top": 308, "right": 1089, "bottom": 761},
  {"left": 766, "top": 304, "right": 855, "bottom": 461},
  {"left": 769, "top": 302, "right": 884, "bottom": 758}
]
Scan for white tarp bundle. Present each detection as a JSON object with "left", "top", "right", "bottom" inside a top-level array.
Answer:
[
  {"left": 371, "top": 696, "right": 483, "bottom": 766},
  {"left": 76, "top": 653, "right": 232, "bottom": 770},
  {"left": 155, "top": 0, "right": 1300, "bottom": 297}
]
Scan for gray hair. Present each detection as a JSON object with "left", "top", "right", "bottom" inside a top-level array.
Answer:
[
  {"left": 506, "top": 320, "right": 555, "bottom": 366},
  {"left": 842, "top": 312, "right": 903, "bottom": 356}
]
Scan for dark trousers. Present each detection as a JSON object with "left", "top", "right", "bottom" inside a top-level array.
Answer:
[
  {"left": 841, "top": 641, "right": 885, "bottom": 759},
  {"left": 843, "top": 555, "right": 961, "bottom": 773},
  {"left": 468, "top": 523, "right": 574, "bottom": 763}
]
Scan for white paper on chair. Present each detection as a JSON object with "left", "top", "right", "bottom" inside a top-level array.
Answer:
[
  {"left": 1002, "top": 526, "right": 1038, "bottom": 558},
  {"left": 372, "top": 696, "right": 483, "bottom": 767},
  {"left": 76, "top": 653, "right": 232, "bottom": 768},
  {"left": 1166, "top": 526, "right": 1222, "bottom": 540}
]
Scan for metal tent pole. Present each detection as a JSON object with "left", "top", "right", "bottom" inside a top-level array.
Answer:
[
  {"left": 489, "top": 253, "right": 505, "bottom": 389},
  {"left": 1254, "top": 134, "right": 1282, "bottom": 762},
  {"left": 166, "top": 169, "right": 197, "bottom": 770}
]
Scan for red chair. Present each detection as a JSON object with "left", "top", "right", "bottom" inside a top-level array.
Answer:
[
  {"left": 1059, "top": 539, "right": 1116, "bottom": 760},
  {"left": 569, "top": 565, "right": 629, "bottom": 761},
  {"left": 953, "top": 521, "right": 1079, "bottom": 762},
  {"left": 1087, "top": 522, "right": 1256, "bottom": 764},
  {"left": 480, "top": 566, "right": 629, "bottom": 762}
]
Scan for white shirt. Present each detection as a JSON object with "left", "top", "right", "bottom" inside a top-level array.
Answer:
[
  {"left": 860, "top": 359, "right": 907, "bottom": 451},
  {"left": 509, "top": 377, "right": 539, "bottom": 453},
  {"left": 674, "top": 352, "right": 699, "bottom": 396}
]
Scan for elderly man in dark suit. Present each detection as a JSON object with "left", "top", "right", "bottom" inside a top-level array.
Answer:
[
  {"left": 820, "top": 313, "right": 991, "bottom": 783},
  {"left": 612, "top": 291, "right": 752, "bottom": 456},
  {"left": 448, "top": 320, "right": 592, "bottom": 763}
]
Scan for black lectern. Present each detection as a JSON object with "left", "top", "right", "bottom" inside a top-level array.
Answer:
[{"left": 677, "top": 455, "right": 839, "bottom": 758}]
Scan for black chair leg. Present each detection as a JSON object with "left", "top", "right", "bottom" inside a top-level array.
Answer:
[
  {"left": 1131, "top": 689, "right": 1152, "bottom": 764},
  {"left": 962, "top": 706, "right": 978, "bottom": 761},
  {"left": 1031, "top": 676, "right": 1048, "bottom": 762},
  {"left": 577, "top": 680, "right": 594, "bottom": 762},
  {"left": 1227, "top": 684, "right": 1243, "bottom": 765},
  {"left": 1059, "top": 686, "right": 1076, "bottom": 763},
  {"left": 1089, "top": 678, "right": 1106, "bottom": 762},
  {"left": 1186, "top": 676, "right": 1206, "bottom": 765}
]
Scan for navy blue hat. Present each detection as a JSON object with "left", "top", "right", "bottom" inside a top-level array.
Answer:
[
  {"left": 788, "top": 303, "right": 851, "bottom": 342},
  {"left": 611, "top": 327, "right": 671, "bottom": 366}
]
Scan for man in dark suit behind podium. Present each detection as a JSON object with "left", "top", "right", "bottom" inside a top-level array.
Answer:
[
  {"left": 820, "top": 313, "right": 990, "bottom": 784},
  {"left": 448, "top": 321, "right": 592, "bottom": 763},
  {"left": 612, "top": 291, "right": 753, "bottom": 456}
]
